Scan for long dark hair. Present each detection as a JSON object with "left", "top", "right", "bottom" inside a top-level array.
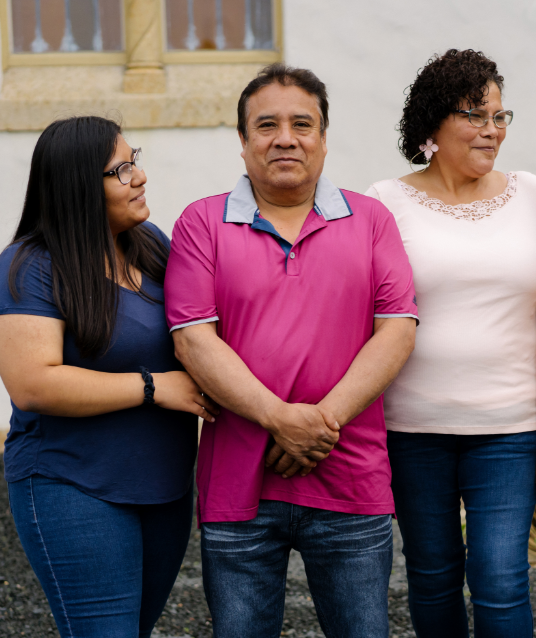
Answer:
[{"left": 9, "top": 116, "right": 169, "bottom": 358}]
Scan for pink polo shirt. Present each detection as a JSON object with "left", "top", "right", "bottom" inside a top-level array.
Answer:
[{"left": 165, "top": 174, "right": 418, "bottom": 523}]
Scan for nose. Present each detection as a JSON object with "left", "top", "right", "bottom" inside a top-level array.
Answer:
[
  {"left": 274, "top": 121, "right": 297, "bottom": 148},
  {"left": 481, "top": 116, "right": 499, "bottom": 137},
  {"left": 131, "top": 164, "right": 147, "bottom": 186}
]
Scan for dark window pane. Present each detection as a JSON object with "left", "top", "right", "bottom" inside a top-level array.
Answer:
[
  {"left": 11, "top": 0, "right": 36, "bottom": 53},
  {"left": 252, "top": 0, "right": 272, "bottom": 49},
  {"left": 222, "top": 0, "right": 246, "bottom": 49},
  {"left": 166, "top": 0, "right": 189, "bottom": 50},
  {"left": 100, "top": 0, "right": 123, "bottom": 51},
  {"left": 194, "top": 0, "right": 217, "bottom": 50},
  {"left": 40, "top": 0, "right": 65, "bottom": 51}
]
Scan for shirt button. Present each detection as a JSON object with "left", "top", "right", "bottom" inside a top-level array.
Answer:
[{"left": 290, "top": 252, "right": 295, "bottom": 259}]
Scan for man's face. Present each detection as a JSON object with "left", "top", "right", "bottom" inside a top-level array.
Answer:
[{"left": 240, "top": 83, "right": 327, "bottom": 194}]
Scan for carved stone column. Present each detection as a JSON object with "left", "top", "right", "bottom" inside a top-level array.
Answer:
[{"left": 123, "top": 0, "right": 166, "bottom": 94}]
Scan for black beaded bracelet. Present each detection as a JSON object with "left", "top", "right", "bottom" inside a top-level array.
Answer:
[{"left": 140, "top": 367, "right": 155, "bottom": 405}]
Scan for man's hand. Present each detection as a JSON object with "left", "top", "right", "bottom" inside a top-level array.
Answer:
[{"left": 263, "top": 404, "right": 339, "bottom": 476}]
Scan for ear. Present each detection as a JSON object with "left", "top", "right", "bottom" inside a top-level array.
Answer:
[
  {"left": 321, "top": 130, "right": 328, "bottom": 157},
  {"left": 238, "top": 130, "right": 247, "bottom": 160}
]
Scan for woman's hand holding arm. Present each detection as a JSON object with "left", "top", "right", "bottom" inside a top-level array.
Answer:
[{"left": 0, "top": 314, "right": 218, "bottom": 419}]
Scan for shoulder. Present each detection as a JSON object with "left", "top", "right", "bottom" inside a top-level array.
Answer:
[
  {"left": 177, "top": 193, "right": 229, "bottom": 225},
  {"left": 0, "top": 241, "right": 61, "bottom": 316},
  {"left": 139, "top": 221, "right": 170, "bottom": 249},
  {"left": 511, "top": 171, "right": 536, "bottom": 189},
  {"left": 171, "top": 193, "right": 230, "bottom": 242},
  {"left": 340, "top": 188, "right": 397, "bottom": 226},
  {"left": 363, "top": 179, "right": 402, "bottom": 203},
  {"left": 0, "top": 241, "right": 51, "bottom": 277}
]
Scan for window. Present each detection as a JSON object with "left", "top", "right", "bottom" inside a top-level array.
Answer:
[
  {"left": 163, "top": 0, "right": 281, "bottom": 64},
  {"left": 166, "top": 0, "right": 273, "bottom": 52},
  {"left": 0, "top": 0, "right": 283, "bottom": 130},
  {"left": 2, "top": 0, "right": 125, "bottom": 66},
  {"left": 12, "top": 0, "right": 123, "bottom": 53}
]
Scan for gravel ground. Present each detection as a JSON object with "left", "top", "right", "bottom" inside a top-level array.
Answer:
[{"left": 0, "top": 454, "right": 533, "bottom": 637}]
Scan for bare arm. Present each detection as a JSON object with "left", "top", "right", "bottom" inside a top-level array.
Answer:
[
  {"left": 0, "top": 315, "right": 218, "bottom": 419},
  {"left": 172, "top": 322, "right": 340, "bottom": 468},
  {"left": 267, "top": 317, "right": 416, "bottom": 476}
]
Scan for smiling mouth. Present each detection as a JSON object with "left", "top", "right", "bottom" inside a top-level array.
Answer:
[{"left": 130, "top": 191, "right": 145, "bottom": 202}]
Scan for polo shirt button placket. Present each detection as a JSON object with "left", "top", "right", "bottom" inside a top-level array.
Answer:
[{"left": 287, "top": 248, "right": 299, "bottom": 277}]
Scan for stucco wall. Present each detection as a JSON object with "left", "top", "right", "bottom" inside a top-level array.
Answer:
[
  {"left": 285, "top": 0, "right": 536, "bottom": 191},
  {"left": 1, "top": 0, "right": 536, "bottom": 430}
]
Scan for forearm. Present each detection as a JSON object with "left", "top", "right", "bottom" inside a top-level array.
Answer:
[
  {"left": 12, "top": 366, "right": 146, "bottom": 417},
  {"left": 173, "top": 323, "right": 282, "bottom": 428},
  {"left": 319, "top": 318, "right": 415, "bottom": 425}
]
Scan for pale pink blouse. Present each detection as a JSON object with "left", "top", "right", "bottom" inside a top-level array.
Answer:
[{"left": 365, "top": 172, "right": 536, "bottom": 434}]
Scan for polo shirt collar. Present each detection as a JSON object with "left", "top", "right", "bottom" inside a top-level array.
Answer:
[{"left": 223, "top": 173, "right": 352, "bottom": 224}]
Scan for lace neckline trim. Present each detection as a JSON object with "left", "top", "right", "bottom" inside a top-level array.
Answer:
[{"left": 395, "top": 172, "right": 517, "bottom": 221}]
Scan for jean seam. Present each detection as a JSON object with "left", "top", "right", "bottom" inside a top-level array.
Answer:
[{"left": 29, "top": 476, "right": 74, "bottom": 638}]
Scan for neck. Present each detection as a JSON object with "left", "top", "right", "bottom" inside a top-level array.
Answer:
[
  {"left": 251, "top": 181, "right": 316, "bottom": 220},
  {"left": 422, "top": 157, "right": 485, "bottom": 197}
]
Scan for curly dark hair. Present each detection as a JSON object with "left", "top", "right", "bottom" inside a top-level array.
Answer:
[{"left": 398, "top": 49, "right": 504, "bottom": 164}]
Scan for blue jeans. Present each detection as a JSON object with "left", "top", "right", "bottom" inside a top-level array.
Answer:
[
  {"left": 8, "top": 474, "right": 193, "bottom": 638},
  {"left": 387, "top": 430, "right": 536, "bottom": 638},
  {"left": 201, "top": 500, "right": 393, "bottom": 638}
]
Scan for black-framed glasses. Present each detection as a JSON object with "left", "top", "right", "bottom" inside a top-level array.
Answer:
[
  {"left": 454, "top": 108, "right": 513, "bottom": 129},
  {"left": 103, "top": 148, "right": 144, "bottom": 185}
]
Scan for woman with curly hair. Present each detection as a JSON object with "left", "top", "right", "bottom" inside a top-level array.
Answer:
[{"left": 365, "top": 49, "right": 536, "bottom": 637}]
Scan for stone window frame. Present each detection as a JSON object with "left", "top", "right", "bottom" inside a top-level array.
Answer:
[{"left": 0, "top": 0, "right": 283, "bottom": 130}]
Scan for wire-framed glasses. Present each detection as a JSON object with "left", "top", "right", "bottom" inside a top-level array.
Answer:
[
  {"left": 103, "top": 148, "right": 144, "bottom": 185},
  {"left": 454, "top": 109, "right": 513, "bottom": 129}
]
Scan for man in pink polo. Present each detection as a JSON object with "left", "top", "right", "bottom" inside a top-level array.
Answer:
[{"left": 165, "top": 64, "right": 417, "bottom": 638}]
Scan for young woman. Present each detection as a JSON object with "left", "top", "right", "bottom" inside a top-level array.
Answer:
[
  {"left": 0, "top": 116, "right": 218, "bottom": 638},
  {"left": 365, "top": 49, "right": 536, "bottom": 638}
]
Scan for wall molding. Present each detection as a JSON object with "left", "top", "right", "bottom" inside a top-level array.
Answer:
[{"left": 0, "top": 64, "right": 263, "bottom": 130}]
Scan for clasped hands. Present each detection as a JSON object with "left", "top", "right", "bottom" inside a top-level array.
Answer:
[{"left": 263, "top": 402, "right": 340, "bottom": 479}]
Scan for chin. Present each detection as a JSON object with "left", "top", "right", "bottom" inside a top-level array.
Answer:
[
  {"left": 471, "top": 161, "right": 495, "bottom": 177},
  {"left": 129, "top": 207, "right": 151, "bottom": 229},
  {"left": 269, "top": 169, "right": 310, "bottom": 190},
  {"left": 139, "top": 206, "right": 151, "bottom": 222}
]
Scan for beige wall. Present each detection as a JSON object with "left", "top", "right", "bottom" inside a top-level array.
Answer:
[{"left": 1, "top": 0, "right": 536, "bottom": 431}]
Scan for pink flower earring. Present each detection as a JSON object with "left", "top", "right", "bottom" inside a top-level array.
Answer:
[{"left": 410, "top": 138, "right": 438, "bottom": 173}]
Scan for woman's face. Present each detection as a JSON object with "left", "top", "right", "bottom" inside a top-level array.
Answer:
[
  {"left": 103, "top": 135, "right": 149, "bottom": 236},
  {"left": 432, "top": 82, "right": 507, "bottom": 178}
]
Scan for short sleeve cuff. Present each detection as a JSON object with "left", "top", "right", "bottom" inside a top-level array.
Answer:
[
  {"left": 374, "top": 313, "right": 419, "bottom": 326},
  {"left": 0, "top": 307, "right": 64, "bottom": 320},
  {"left": 169, "top": 316, "right": 219, "bottom": 333}
]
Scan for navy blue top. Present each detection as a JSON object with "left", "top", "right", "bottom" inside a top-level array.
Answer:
[{"left": 0, "top": 222, "right": 198, "bottom": 504}]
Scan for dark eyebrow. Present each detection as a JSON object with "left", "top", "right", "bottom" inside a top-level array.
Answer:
[
  {"left": 253, "top": 113, "right": 315, "bottom": 124},
  {"left": 292, "top": 114, "right": 314, "bottom": 121}
]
